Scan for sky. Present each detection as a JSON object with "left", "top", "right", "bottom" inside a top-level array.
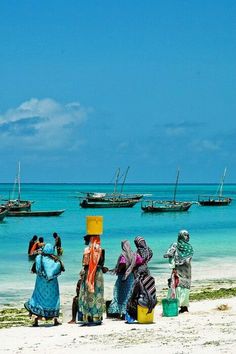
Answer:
[{"left": 0, "top": 0, "right": 235, "bottom": 183}]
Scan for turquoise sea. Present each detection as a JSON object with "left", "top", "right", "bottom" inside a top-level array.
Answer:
[{"left": 1, "top": 183, "right": 236, "bottom": 308}]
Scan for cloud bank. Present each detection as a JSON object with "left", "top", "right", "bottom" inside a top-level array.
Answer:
[{"left": 0, "top": 98, "right": 90, "bottom": 151}]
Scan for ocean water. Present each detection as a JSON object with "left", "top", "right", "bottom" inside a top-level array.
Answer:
[{"left": 0, "top": 183, "right": 236, "bottom": 308}]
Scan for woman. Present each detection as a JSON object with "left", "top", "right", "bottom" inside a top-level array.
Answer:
[
  {"left": 24, "top": 243, "right": 65, "bottom": 326},
  {"left": 134, "top": 236, "right": 153, "bottom": 264},
  {"left": 163, "top": 229, "right": 194, "bottom": 313},
  {"left": 78, "top": 234, "right": 107, "bottom": 326},
  {"left": 126, "top": 236, "right": 157, "bottom": 322},
  {"left": 108, "top": 240, "right": 143, "bottom": 319}
]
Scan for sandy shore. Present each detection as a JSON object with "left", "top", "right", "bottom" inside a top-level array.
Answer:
[{"left": 1, "top": 296, "right": 236, "bottom": 354}]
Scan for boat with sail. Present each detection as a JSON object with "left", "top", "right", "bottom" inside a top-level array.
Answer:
[
  {"left": 198, "top": 168, "right": 232, "bottom": 206},
  {"left": 79, "top": 167, "right": 143, "bottom": 208},
  {"left": 4, "top": 162, "right": 33, "bottom": 212},
  {"left": 141, "top": 169, "right": 194, "bottom": 212}
]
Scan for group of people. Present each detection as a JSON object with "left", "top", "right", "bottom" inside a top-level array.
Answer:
[
  {"left": 24, "top": 229, "right": 194, "bottom": 327},
  {"left": 27, "top": 232, "right": 63, "bottom": 257}
]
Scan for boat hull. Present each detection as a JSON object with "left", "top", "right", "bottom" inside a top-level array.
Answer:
[
  {"left": 7, "top": 210, "right": 65, "bottom": 217},
  {"left": 198, "top": 196, "right": 232, "bottom": 206},
  {"left": 80, "top": 199, "right": 138, "bottom": 208},
  {"left": 0, "top": 209, "right": 8, "bottom": 221},
  {"left": 199, "top": 200, "right": 232, "bottom": 206},
  {"left": 141, "top": 202, "right": 192, "bottom": 213}
]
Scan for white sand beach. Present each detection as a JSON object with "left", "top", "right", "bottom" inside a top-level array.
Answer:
[{"left": 1, "top": 296, "right": 236, "bottom": 354}]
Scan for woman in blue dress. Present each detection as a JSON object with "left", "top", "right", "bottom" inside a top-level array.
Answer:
[
  {"left": 24, "top": 243, "right": 65, "bottom": 326},
  {"left": 108, "top": 240, "right": 143, "bottom": 319}
]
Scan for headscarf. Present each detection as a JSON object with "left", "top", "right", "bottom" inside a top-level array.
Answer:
[
  {"left": 177, "top": 230, "right": 194, "bottom": 261},
  {"left": 36, "top": 243, "right": 64, "bottom": 280},
  {"left": 134, "top": 236, "right": 153, "bottom": 263},
  {"left": 115, "top": 240, "right": 136, "bottom": 280},
  {"left": 164, "top": 229, "right": 194, "bottom": 266},
  {"left": 85, "top": 236, "right": 102, "bottom": 293}
]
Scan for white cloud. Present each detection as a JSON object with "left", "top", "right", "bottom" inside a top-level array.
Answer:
[
  {"left": 0, "top": 98, "right": 90, "bottom": 150},
  {"left": 192, "top": 139, "right": 221, "bottom": 152}
]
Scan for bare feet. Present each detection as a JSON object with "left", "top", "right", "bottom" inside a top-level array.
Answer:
[
  {"left": 68, "top": 319, "right": 76, "bottom": 324},
  {"left": 53, "top": 318, "right": 61, "bottom": 326},
  {"left": 32, "top": 317, "right": 39, "bottom": 327}
]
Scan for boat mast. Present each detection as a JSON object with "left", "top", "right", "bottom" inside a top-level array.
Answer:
[
  {"left": 173, "top": 169, "right": 180, "bottom": 203},
  {"left": 113, "top": 168, "right": 120, "bottom": 194},
  {"left": 18, "top": 161, "right": 21, "bottom": 201},
  {"left": 219, "top": 167, "right": 227, "bottom": 197},
  {"left": 120, "top": 166, "right": 130, "bottom": 194}
]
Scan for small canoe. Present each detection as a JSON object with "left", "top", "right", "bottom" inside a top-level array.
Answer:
[{"left": 7, "top": 209, "right": 65, "bottom": 217}]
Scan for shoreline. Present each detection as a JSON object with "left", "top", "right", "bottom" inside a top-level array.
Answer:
[
  {"left": 1, "top": 282, "right": 236, "bottom": 323},
  {"left": 0, "top": 294, "right": 236, "bottom": 353}
]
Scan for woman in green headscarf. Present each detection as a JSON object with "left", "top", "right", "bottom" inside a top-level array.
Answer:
[{"left": 164, "top": 230, "right": 194, "bottom": 313}]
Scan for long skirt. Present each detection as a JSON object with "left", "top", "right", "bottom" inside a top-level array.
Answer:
[
  {"left": 78, "top": 268, "right": 104, "bottom": 322},
  {"left": 108, "top": 273, "right": 134, "bottom": 317},
  {"left": 24, "top": 275, "right": 60, "bottom": 318},
  {"left": 176, "top": 286, "right": 190, "bottom": 307}
]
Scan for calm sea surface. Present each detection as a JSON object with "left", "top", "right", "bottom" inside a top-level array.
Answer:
[{"left": 1, "top": 183, "right": 236, "bottom": 307}]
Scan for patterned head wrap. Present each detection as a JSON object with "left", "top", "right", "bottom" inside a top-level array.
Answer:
[
  {"left": 134, "top": 236, "right": 153, "bottom": 263},
  {"left": 176, "top": 230, "right": 193, "bottom": 260},
  {"left": 120, "top": 240, "right": 136, "bottom": 280}
]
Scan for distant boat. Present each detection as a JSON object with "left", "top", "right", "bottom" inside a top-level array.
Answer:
[
  {"left": 80, "top": 199, "right": 138, "bottom": 209},
  {"left": 0, "top": 205, "right": 8, "bottom": 222},
  {"left": 141, "top": 169, "right": 194, "bottom": 213},
  {"left": 6, "top": 209, "right": 65, "bottom": 217},
  {"left": 79, "top": 167, "right": 143, "bottom": 208},
  {"left": 141, "top": 200, "right": 192, "bottom": 212},
  {"left": 82, "top": 191, "right": 143, "bottom": 202},
  {"left": 198, "top": 168, "right": 232, "bottom": 206},
  {"left": 4, "top": 162, "right": 33, "bottom": 212}
]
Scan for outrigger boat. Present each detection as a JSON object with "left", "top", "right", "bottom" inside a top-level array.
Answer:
[
  {"left": 141, "top": 169, "right": 194, "bottom": 213},
  {"left": 198, "top": 168, "right": 232, "bottom": 206}
]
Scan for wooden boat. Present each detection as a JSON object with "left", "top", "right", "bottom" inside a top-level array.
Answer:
[
  {"left": 141, "top": 169, "right": 193, "bottom": 213},
  {"left": 80, "top": 199, "right": 138, "bottom": 208},
  {"left": 78, "top": 167, "right": 143, "bottom": 204},
  {"left": 141, "top": 200, "right": 192, "bottom": 212},
  {"left": 5, "top": 162, "right": 32, "bottom": 211},
  {"left": 82, "top": 192, "right": 143, "bottom": 202},
  {"left": 198, "top": 168, "right": 232, "bottom": 206},
  {"left": 7, "top": 209, "right": 65, "bottom": 217},
  {"left": 0, "top": 206, "right": 8, "bottom": 221}
]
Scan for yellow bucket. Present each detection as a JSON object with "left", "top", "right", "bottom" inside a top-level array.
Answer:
[
  {"left": 137, "top": 305, "right": 155, "bottom": 324},
  {"left": 86, "top": 216, "right": 103, "bottom": 235}
]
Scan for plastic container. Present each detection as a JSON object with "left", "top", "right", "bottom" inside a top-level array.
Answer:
[
  {"left": 137, "top": 305, "right": 154, "bottom": 324},
  {"left": 162, "top": 298, "right": 179, "bottom": 317},
  {"left": 86, "top": 216, "right": 103, "bottom": 235}
]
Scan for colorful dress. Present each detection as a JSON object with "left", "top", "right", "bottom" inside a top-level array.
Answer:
[
  {"left": 108, "top": 240, "right": 143, "bottom": 318},
  {"left": 24, "top": 244, "right": 65, "bottom": 319},
  {"left": 164, "top": 229, "right": 194, "bottom": 308},
  {"left": 126, "top": 237, "right": 157, "bottom": 321},
  {"left": 78, "top": 236, "right": 105, "bottom": 324}
]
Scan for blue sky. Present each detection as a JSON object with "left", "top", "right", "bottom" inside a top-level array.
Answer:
[{"left": 0, "top": 0, "right": 235, "bottom": 183}]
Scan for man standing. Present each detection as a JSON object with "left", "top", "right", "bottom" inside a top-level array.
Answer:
[{"left": 53, "top": 232, "right": 63, "bottom": 256}]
